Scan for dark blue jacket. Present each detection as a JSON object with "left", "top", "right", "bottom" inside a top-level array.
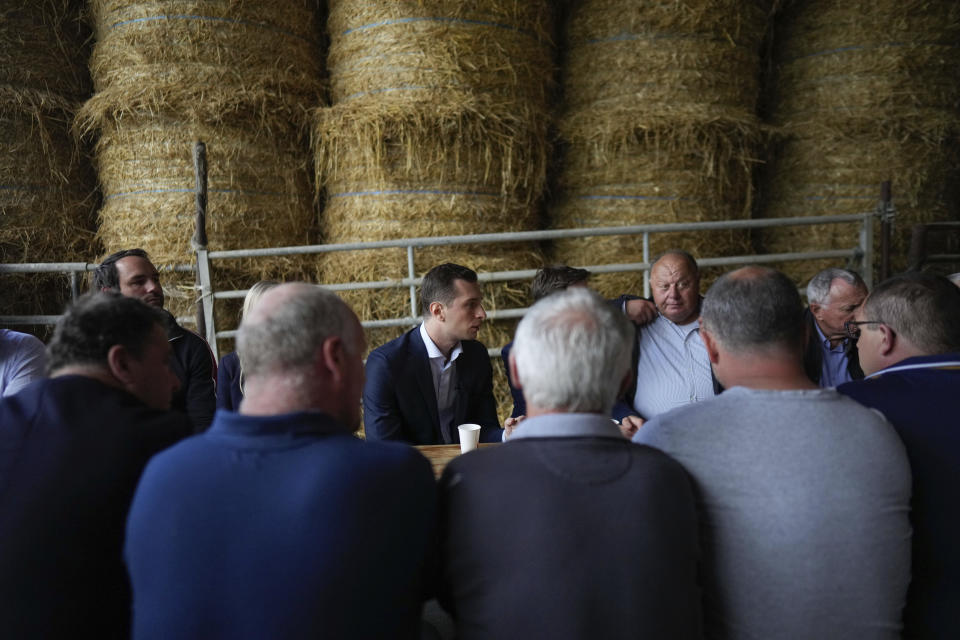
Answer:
[
  {"left": 164, "top": 311, "right": 217, "bottom": 432},
  {"left": 216, "top": 351, "right": 243, "bottom": 411},
  {"left": 0, "top": 376, "right": 189, "bottom": 639},
  {"left": 125, "top": 410, "right": 437, "bottom": 640},
  {"left": 363, "top": 326, "right": 502, "bottom": 445},
  {"left": 838, "top": 353, "right": 960, "bottom": 639}
]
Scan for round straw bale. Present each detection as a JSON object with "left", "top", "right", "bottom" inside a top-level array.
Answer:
[
  {"left": 93, "top": 118, "right": 315, "bottom": 267},
  {"left": 316, "top": 0, "right": 554, "bottom": 199},
  {"left": 771, "top": 0, "right": 960, "bottom": 138},
  {"left": 560, "top": 0, "right": 769, "bottom": 148},
  {"left": 756, "top": 135, "right": 960, "bottom": 283},
  {"left": 77, "top": 0, "right": 324, "bottom": 133},
  {"left": 550, "top": 135, "right": 755, "bottom": 298}
]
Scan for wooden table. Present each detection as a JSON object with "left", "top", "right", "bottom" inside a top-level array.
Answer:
[{"left": 416, "top": 444, "right": 496, "bottom": 478}]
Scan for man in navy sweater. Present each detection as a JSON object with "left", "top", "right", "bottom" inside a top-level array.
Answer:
[
  {"left": 838, "top": 272, "right": 960, "bottom": 639},
  {"left": 125, "top": 283, "right": 437, "bottom": 639},
  {"left": 0, "top": 292, "right": 188, "bottom": 639}
]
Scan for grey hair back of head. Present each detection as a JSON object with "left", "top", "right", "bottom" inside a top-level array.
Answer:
[{"left": 512, "top": 287, "right": 633, "bottom": 414}]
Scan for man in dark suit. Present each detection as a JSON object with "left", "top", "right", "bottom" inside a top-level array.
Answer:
[
  {"left": 803, "top": 267, "right": 867, "bottom": 386},
  {"left": 364, "top": 263, "right": 503, "bottom": 445},
  {"left": 438, "top": 287, "right": 702, "bottom": 639},
  {"left": 0, "top": 292, "right": 189, "bottom": 639}
]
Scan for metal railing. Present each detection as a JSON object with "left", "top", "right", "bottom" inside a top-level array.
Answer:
[{"left": 0, "top": 139, "right": 894, "bottom": 362}]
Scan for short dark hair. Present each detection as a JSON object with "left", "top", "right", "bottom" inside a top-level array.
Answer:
[
  {"left": 530, "top": 266, "right": 590, "bottom": 302},
  {"left": 701, "top": 266, "right": 804, "bottom": 352},
  {"left": 420, "top": 263, "right": 478, "bottom": 317},
  {"left": 863, "top": 272, "right": 960, "bottom": 354},
  {"left": 48, "top": 291, "right": 168, "bottom": 372},
  {"left": 92, "top": 248, "right": 151, "bottom": 291}
]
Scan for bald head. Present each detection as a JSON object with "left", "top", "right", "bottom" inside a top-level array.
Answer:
[
  {"left": 237, "top": 283, "right": 365, "bottom": 424},
  {"left": 701, "top": 266, "right": 805, "bottom": 353}
]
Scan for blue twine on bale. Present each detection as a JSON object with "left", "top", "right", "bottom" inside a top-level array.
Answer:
[
  {"left": 329, "top": 188, "right": 500, "bottom": 199},
  {"left": 341, "top": 16, "right": 533, "bottom": 38},
  {"left": 108, "top": 14, "right": 315, "bottom": 44}
]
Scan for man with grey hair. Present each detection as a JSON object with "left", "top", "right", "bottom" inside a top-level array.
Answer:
[
  {"left": 0, "top": 292, "right": 188, "bottom": 638},
  {"left": 125, "top": 283, "right": 437, "bottom": 639},
  {"left": 838, "top": 272, "right": 960, "bottom": 638},
  {"left": 635, "top": 266, "right": 911, "bottom": 639},
  {"left": 439, "top": 287, "right": 701, "bottom": 639},
  {"left": 804, "top": 266, "right": 868, "bottom": 386}
]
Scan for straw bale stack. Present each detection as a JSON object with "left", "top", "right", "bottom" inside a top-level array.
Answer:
[
  {"left": 551, "top": 0, "right": 769, "bottom": 297},
  {"left": 79, "top": 0, "right": 324, "bottom": 327},
  {"left": 0, "top": 0, "right": 95, "bottom": 323},
  {"left": 759, "top": 0, "right": 960, "bottom": 281},
  {"left": 315, "top": 0, "right": 554, "bottom": 421}
]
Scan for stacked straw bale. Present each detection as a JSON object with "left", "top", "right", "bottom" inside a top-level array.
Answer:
[
  {"left": 77, "top": 0, "right": 324, "bottom": 329},
  {"left": 551, "top": 0, "right": 770, "bottom": 295},
  {"left": 758, "top": 0, "right": 960, "bottom": 282},
  {"left": 313, "top": 0, "right": 555, "bottom": 419},
  {"left": 0, "top": 0, "right": 95, "bottom": 325}
]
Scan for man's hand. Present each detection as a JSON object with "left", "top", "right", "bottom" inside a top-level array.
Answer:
[
  {"left": 504, "top": 415, "right": 525, "bottom": 439},
  {"left": 625, "top": 299, "right": 658, "bottom": 326},
  {"left": 617, "top": 415, "right": 644, "bottom": 439}
]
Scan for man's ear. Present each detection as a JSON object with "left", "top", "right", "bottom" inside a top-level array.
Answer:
[
  {"left": 106, "top": 344, "right": 135, "bottom": 385},
  {"left": 428, "top": 300, "right": 444, "bottom": 322},
  {"left": 877, "top": 324, "right": 897, "bottom": 357},
  {"left": 508, "top": 352, "right": 523, "bottom": 391},
  {"left": 700, "top": 324, "right": 721, "bottom": 365},
  {"left": 809, "top": 301, "right": 822, "bottom": 320},
  {"left": 319, "top": 336, "right": 345, "bottom": 384}
]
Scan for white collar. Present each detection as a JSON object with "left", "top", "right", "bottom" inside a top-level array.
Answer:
[{"left": 419, "top": 323, "right": 462, "bottom": 364}]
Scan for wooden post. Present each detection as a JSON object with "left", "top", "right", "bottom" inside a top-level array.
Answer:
[{"left": 192, "top": 142, "right": 209, "bottom": 341}]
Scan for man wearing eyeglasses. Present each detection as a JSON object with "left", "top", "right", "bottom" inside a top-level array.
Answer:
[
  {"left": 838, "top": 272, "right": 960, "bottom": 639},
  {"left": 803, "top": 267, "right": 868, "bottom": 387}
]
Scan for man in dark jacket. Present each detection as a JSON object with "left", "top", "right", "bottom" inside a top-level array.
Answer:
[
  {"left": 0, "top": 292, "right": 189, "bottom": 639},
  {"left": 94, "top": 248, "right": 216, "bottom": 431},
  {"left": 439, "top": 288, "right": 701, "bottom": 639}
]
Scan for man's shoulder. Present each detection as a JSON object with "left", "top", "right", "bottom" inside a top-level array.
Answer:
[{"left": 368, "top": 327, "right": 420, "bottom": 359}]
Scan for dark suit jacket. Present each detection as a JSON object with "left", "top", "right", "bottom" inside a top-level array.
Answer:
[
  {"left": 216, "top": 351, "right": 243, "bottom": 411},
  {"left": 803, "top": 308, "right": 863, "bottom": 385},
  {"left": 363, "top": 326, "right": 502, "bottom": 445}
]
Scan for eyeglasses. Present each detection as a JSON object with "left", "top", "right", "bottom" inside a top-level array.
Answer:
[{"left": 843, "top": 320, "right": 883, "bottom": 340}]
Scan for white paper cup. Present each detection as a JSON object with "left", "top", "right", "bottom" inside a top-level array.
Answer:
[{"left": 458, "top": 423, "right": 482, "bottom": 454}]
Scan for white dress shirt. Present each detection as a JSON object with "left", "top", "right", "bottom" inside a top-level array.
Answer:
[
  {"left": 419, "top": 323, "right": 463, "bottom": 439},
  {"left": 632, "top": 314, "right": 714, "bottom": 419}
]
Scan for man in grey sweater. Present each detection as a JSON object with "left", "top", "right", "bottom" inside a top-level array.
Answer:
[{"left": 635, "top": 265, "right": 911, "bottom": 639}]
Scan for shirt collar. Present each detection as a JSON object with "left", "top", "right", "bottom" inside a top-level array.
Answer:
[
  {"left": 419, "top": 323, "right": 462, "bottom": 364},
  {"left": 509, "top": 412, "right": 625, "bottom": 441},
  {"left": 865, "top": 352, "right": 960, "bottom": 379},
  {"left": 814, "top": 319, "right": 845, "bottom": 351}
]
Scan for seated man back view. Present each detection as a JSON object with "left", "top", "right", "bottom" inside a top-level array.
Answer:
[
  {"left": 439, "top": 287, "right": 701, "bottom": 639},
  {"left": 124, "top": 283, "right": 437, "bottom": 640},
  {"left": 838, "top": 272, "right": 960, "bottom": 638},
  {"left": 635, "top": 266, "right": 911, "bottom": 639},
  {"left": 0, "top": 292, "right": 188, "bottom": 639},
  {"left": 364, "top": 262, "right": 502, "bottom": 444}
]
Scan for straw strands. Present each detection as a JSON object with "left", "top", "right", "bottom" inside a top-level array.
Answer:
[
  {"left": 315, "top": 0, "right": 553, "bottom": 199},
  {"left": 77, "top": 0, "right": 324, "bottom": 134},
  {"left": 80, "top": 1, "right": 324, "bottom": 327},
  {"left": 551, "top": 0, "right": 769, "bottom": 296},
  {"left": 1, "top": 1, "right": 95, "bottom": 323},
  {"left": 758, "top": 0, "right": 960, "bottom": 281}
]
